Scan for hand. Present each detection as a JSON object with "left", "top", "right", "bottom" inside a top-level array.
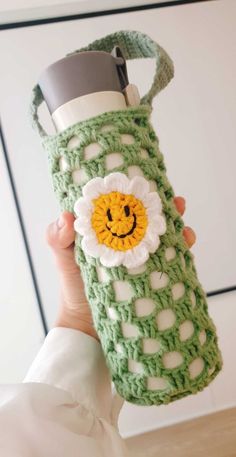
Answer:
[
  {"left": 46, "top": 196, "right": 196, "bottom": 340},
  {"left": 46, "top": 211, "right": 100, "bottom": 341}
]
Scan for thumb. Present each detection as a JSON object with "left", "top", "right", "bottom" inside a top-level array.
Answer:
[
  {"left": 46, "top": 211, "right": 75, "bottom": 250},
  {"left": 46, "top": 211, "right": 78, "bottom": 273}
]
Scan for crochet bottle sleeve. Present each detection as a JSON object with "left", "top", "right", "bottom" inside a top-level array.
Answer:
[{"left": 30, "top": 30, "right": 223, "bottom": 406}]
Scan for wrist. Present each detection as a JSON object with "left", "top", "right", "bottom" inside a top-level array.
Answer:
[{"left": 55, "top": 309, "right": 99, "bottom": 342}]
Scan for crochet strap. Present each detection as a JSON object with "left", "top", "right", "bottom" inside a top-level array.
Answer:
[{"left": 30, "top": 29, "right": 174, "bottom": 138}]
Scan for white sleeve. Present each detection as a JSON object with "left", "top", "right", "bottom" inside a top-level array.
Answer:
[{"left": 0, "top": 328, "right": 129, "bottom": 457}]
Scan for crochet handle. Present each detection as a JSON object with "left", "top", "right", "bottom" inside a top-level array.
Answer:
[{"left": 30, "top": 29, "right": 174, "bottom": 138}]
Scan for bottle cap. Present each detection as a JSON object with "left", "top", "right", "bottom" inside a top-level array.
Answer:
[{"left": 38, "top": 47, "right": 129, "bottom": 114}]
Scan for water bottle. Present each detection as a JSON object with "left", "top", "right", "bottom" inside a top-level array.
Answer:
[{"left": 30, "top": 30, "right": 222, "bottom": 406}]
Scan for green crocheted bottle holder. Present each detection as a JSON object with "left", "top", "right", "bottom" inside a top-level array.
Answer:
[{"left": 30, "top": 30, "right": 223, "bottom": 406}]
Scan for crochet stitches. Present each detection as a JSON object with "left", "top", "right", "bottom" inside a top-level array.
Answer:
[
  {"left": 73, "top": 173, "right": 166, "bottom": 268},
  {"left": 41, "top": 105, "right": 222, "bottom": 405},
  {"left": 30, "top": 30, "right": 223, "bottom": 405}
]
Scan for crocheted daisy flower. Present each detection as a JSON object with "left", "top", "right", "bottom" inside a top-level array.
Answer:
[{"left": 73, "top": 172, "right": 166, "bottom": 268}]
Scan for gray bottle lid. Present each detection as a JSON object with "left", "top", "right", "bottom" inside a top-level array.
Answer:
[{"left": 38, "top": 46, "right": 129, "bottom": 114}]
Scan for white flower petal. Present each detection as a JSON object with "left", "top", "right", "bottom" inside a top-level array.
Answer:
[
  {"left": 147, "top": 215, "right": 166, "bottom": 236},
  {"left": 143, "top": 231, "right": 160, "bottom": 253},
  {"left": 123, "top": 245, "right": 149, "bottom": 269},
  {"left": 143, "top": 192, "right": 162, "bottom": 212},
  {"left": 145, "top": 220, "right": 158, "bottom": 238},
  {"left": 74, "top": 217, "right": 91, "bottom": 236},
  {"left": 81, "top": 235, "right": 103, "bottom": 258},
  {"left": 155, "top": 215, "right": 167, "bottom": 235},
  {"left": 127, "top": 176, "right": 150, "bottom": 199},
  {"left": 76, "top": 173, "right": 166, "bottom": 266},
  {"left": 146, "top": 207, "right": 159, "bottom": 219},
  {"left": 135, "top": 247, "right": 150, "bottom": 266},
  {"left": 151, "top": 236, "right": 160, "bottom": 253},
  {"left": 82, "top": 177, "right": 106, "bottom": 199},
  {"left": 100, "top": 247, "right": 125, "bottom": 267},
  {"left": 104, "top": 172, "right": 130, "bottom": 194},
  {"left": 74, "top": 197, "right": 92, "bottom": 217}
]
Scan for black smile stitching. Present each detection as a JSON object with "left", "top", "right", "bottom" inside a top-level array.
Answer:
[{"left": 106, "top": 214, "right": 137, "bottom": 238}]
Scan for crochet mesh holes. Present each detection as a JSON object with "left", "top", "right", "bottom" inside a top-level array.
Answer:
[
  {"left": 199, "top": 329, "right": 207, "bottom": 345},
  {"left": 96, "top": 266, "right": 110, "bottom": 283},
  {"left": 147, "top": 377, "right": 169, "bottom": 391},
  {"left": 140, "top": 148, "right": 149, "bottom": 159},
  {"left": 59, "top": 156, "right": 70, "bottom": 172},
  {"left": 126, "top": 162, "right": 156, "bottom": 192},
  {"left": 105, "top": 152, "right": 124, "bottom": 170},
  {"left": 134, "top": 298, "right": 155, "bottom": 317},
  {"left": 150, "top": 271, "right": 169, "bottom": 289},
  {"left": 156, "top": 308, "right": 176, "bottom": 331},
  {"left": 190, "top": 290, "right": 197, "bottom": 308},
  {"left": 100, "top": 124, "right": 116, "bottom": 133},
  {"left": 113, "top": 280, "right": 134, "bottom": 301},
  {"left": 66, "top": 135, "right": 89, "bottom": 185},
  {"left": 72, "top": 168, "right": 88, "bottom": 185},
  {"left": 83, "top": 142, "right": 102, "bottom": 160},
  {"left": 128, "top": 359, "right": 144, "bottom": 374},
  {"left": 46, "top": 106, "right": 222, "bottom": 403},
  {"left": 67, "top": 136, "right": 81, "bottom": 150},
  {"left": 115, "top": 343, "right": 124, "bottom": 354},
  {"left": 165, "top": 247, "right": 176, "bottom": 261},
  {"left": 171, "top": 282, "right": 185, "bottom": 300},
  {"left": 121, "top": 322, "right": 139, "bottom": 338},
  {"left": 142, "top": 338, "right": 161, "bottom": 354},
  {"left": 107, "top": 307, "right": 119, "bottom": 320},
  {"left": 179, "top": 320, "right": 195, "bottom": 341},
  {"left": 127, "top": 165, "right": 144, "bottom": 179},
  {"left": 163, "top": 351, "right": 184, "bottom": 369},
  {"left": 120, "top": 133, "right": 135, "bottom": 145},
  {"left": 189, "top": 357, "right": 204, "bottom": 379}
]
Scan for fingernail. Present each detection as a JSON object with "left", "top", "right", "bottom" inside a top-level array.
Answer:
[{"left": 56, "top": 215, "right": 65, "bottom": 229}]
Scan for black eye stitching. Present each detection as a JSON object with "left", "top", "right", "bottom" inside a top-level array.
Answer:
[
  {"left": 124, "top": 205, "right": 130, "bottom": 217},
  {"left": 106, "top": 214, "right": 137, "bottom": 238},
  {"left": 107, "top": 209, "right": 112, "bottom": 221}
]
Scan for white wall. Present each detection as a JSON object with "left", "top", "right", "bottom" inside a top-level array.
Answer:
[
  {"left": 0, "top": 142, "right": 45, "bottom": 382},
  {"left": 0, "top": 0, "right": 177, "bottom": 24}
]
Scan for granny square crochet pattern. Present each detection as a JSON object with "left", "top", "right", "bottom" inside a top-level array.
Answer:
[{"left": 30, "top": 30, "right": 223, "bottom": 406}]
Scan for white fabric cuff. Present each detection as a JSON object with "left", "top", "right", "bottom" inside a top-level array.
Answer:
[{"left": 23, "top": 327, "right": 113, "bottom": 422}]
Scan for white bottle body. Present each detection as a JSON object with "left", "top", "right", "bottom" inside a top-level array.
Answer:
[{"left": 52, "top": 91, "right": 127, "bottom": 132}]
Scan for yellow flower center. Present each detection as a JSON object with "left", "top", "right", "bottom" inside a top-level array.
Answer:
[{"left": 91, "top": 191, "right": 148, "bottom": 251}]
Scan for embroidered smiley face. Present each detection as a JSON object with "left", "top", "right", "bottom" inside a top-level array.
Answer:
[
  {"left": 74, "top": 172, "right": 167, "bottom": 268},
  {"left": 91, "top": 191, "right": 148, "bottom": 251}
]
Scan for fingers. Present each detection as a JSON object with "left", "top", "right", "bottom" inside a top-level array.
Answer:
[
  {"left": 183, "top": 226, "right": 196, "bottom": 248},
  {"left": 174, "top": 196, "right": 186, "bottom": 215},
  {"left": 46, "top": 211, "right": 78, "bottom": 273},
  {"left": 174, "top": 196, "right": 196, "bottom": 248},
  {"left": 46, "top": 211, "right": 76, "bottom": 250}
]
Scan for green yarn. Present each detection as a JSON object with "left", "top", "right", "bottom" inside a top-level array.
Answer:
[{"left": 30, "top": 30, "right": 223, "bottom": 406}]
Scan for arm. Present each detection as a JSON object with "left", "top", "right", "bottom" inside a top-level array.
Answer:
[
  {"left": 22, "top": 200, "right": 194, "bottom": 427},
  {"left": 0, "top": 199, "right": 195, "bottom": 456}
]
